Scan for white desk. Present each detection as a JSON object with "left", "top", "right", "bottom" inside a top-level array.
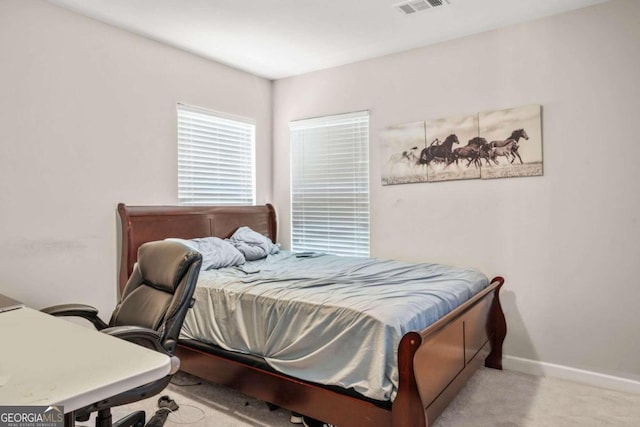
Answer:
[{"left": 0, "top": 307, "right": 170, "bottom": 419}]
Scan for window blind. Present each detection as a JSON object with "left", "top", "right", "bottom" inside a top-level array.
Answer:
[
  {"left": 177, "top": 104, "right": 255, "bottom": 206},
  {"left": 290, "top": 111, "right": 370, "bottom": 257}
]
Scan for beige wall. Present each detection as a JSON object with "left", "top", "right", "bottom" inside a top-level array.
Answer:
[
  {"left": 0, "top": 0, "right": 272, "bottom": 315},
  {"left": 273, "top": 0, "right": 640, "bottom": 381}
]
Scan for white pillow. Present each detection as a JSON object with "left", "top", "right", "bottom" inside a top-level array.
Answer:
[{"left": 165, "top": 237, "right": 245, "bottom": 270}]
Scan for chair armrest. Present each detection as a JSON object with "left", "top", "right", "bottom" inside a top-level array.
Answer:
[
  {"left": 101, "top": 325, "right": 166, "bottom": 353},
  {"left": 41, "top": 304, "right": 108, "bottom": 330},
  {"left": 102, "top": 326, "right": 181, "bottom": 374}
]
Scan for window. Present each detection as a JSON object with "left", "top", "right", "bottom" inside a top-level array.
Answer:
[
  {"left": 290, "top": 111, "right": 370, "bottom": 257},
  {"left": 177, "top": 104, "right": 255, "bottom": 205}
]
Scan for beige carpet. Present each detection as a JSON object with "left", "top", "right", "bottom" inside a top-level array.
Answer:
[{"left": 100, "top": 368, "right": 640, "bottom": 427}]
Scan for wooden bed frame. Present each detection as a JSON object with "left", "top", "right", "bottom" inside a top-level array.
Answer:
[{"left": 118, "top": 203, "right": 506, "bottom": 427}]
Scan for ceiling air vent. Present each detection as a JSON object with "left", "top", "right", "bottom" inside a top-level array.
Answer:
[{"left": 394, "top": 0, "right": 449, "bottom": 15}]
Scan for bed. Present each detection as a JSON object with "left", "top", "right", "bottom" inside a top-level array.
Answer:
[{"left": 118, "top": 203, "right": 506, "bottom": 427}]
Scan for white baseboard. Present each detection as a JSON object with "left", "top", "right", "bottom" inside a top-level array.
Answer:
[{"left": 503, "top": 355, "right": 640, "bottom": 395}]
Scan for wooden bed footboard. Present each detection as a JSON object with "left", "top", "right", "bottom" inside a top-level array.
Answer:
[
  {"left": 176, "top": 277, "right": 505, "bottom": 427},
  {"left": 118, "top": 203, "right": 506, "bottom": 427},
  {"left": 393, "top": 276, "right": 506, "bottom": 427}
]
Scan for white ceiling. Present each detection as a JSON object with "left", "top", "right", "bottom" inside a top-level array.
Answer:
[{"left": 48, "top": 0, "right": 608, "bottom": 80}]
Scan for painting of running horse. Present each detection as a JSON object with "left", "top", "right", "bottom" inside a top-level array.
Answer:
[
  {"left": 378, "top": 104, "right": 542, "bottom": 185},
  {"left": 453, "top": 136, "right": 496, "bottom": 168},
  {"left": 423, "top": 114, "right": 480, "bottom": 182},
  {"left": 479, "top": 104, "right": 543, "bottom": 179},
  {"left": 380, "top": 121, "right": 427, "bottom": 185}
]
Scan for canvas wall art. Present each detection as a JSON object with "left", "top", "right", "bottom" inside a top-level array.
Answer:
[
  {"left": 380, "top": 121, "right": 426, "bottom": 186},
  {"left": 478, "top": 104, "right": 543, "bottom": 179},
  {"left": 424, "top": 114, "right": 480, "bottom": 182},
  {"left": 379, "top": 104, "right": 542, "bottom": 185}
]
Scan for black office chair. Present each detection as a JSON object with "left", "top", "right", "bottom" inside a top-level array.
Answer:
[{"left": 42, "top": 241, "right": 202, "bottom": 427}]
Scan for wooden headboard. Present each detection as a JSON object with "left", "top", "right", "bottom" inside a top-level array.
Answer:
[{"left": 117, "top": 203, "right": 277, "bottom": 294}]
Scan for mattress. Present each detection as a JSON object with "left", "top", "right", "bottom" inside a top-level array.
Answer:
[{"left": 180, "top": 251, "right": 488, "bottom": 401}]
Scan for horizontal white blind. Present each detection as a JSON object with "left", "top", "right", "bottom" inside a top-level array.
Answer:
[
  {"left": 290, "top": 111, "right": 370, "bottom": 257},
  {"left": 178, "top": 104, "right": 255, "bottom": 206}
]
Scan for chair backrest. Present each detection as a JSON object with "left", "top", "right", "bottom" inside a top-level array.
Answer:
[{"left": 110, "top": 240, "right": 202, "bottom": 355}]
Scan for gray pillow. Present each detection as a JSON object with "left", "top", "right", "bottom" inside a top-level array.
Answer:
[
  {"left": 165, "top": 237, "right": 245, "bottom": 270},
  {"left": 228, "top": 226, "right": 279, "bottom": 261}
]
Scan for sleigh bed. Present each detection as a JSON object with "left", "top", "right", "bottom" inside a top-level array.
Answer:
[{"left": 117, "top": 203, "right": 506, "bottom": 427}]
